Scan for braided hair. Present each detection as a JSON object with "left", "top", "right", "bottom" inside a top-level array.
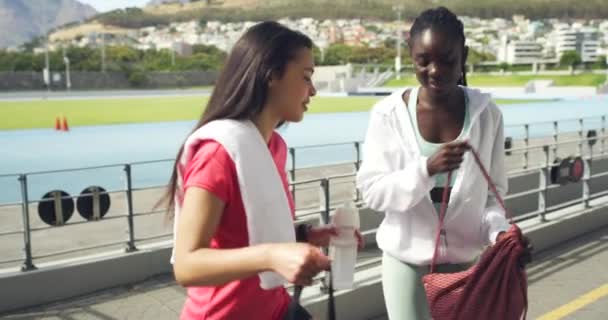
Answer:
[{"left": 408, "top": 7, "right": 468, "bottom": 86}]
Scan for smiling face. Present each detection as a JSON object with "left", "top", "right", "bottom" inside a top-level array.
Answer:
[
  {"left": 266, "top": 47, "right": 317, "bottom": 123},
  {"left": 410, "top": 28, "right": 468, "bottom": 98}
]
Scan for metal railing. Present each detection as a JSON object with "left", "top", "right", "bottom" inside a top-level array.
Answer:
[
  {"left": 505, "top": 115, "right": 607, "bottom": 169},
  {"left": 1, "top": 115, "right": 608, "bottom": 273}
]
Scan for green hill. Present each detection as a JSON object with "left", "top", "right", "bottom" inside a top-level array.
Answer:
[{"left": 93, "top": 0, "right": 608, "bottom": 29}]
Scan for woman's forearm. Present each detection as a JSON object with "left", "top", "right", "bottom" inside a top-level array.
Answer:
[{"left": 174, "top": 244, "right": 273, "bottom": 287}]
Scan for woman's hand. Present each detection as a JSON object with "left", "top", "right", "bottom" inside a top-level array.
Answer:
[
  {"left": 307, "top": 225, "right": 365, "bottom": 249},
  {"left": 427, "top": 141, "right": 471, "bottom": 176},
  {"left": 520, "top": 236, "right": 533, "bottom": 267},
  {"left": 496, "top": 232, "right": 533, "bottom": 268},
  {"left": 268, "top": 243, "right": 331, "bottom": 286}
]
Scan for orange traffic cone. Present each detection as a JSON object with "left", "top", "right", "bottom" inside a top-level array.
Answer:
[
  {"left": 61, "top": 116, "right": 69, "bottom": 131},
  {"left": 55, "top": 117, "right": 61, "bottom": 130}
]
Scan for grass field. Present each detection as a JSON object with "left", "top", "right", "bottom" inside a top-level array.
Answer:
[
  {"left": 385, "top": 73, "right": 608, "bottom": 87},
  {"left": 0, "top": 95, "right": 547, "bottom": 130}
]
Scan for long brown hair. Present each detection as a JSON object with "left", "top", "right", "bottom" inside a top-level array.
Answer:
[{"left": 159, "top": 21, "right": 313, "bottom": 218}]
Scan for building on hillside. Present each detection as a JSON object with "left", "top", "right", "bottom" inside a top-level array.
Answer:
[
  {"left": 172, "top": 41, "right": 193, "bottom": 56},
  {"left": 498, "top": 36, "right": 543, "bottom": 64},
  {"left": 555, "top": 26, "right": 601, "bottom": 63}
]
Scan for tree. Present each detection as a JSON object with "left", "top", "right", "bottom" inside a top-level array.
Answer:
[
  {"left": 312, "top": 46, "right": 324, "bottom": 65},
  {"left": 0, "top": 51, "right": 40, "bottom": 71},
  {"left": 20, "top": 36, "right": 45, "bottom": 53},
  {"left": 107, "top": 46, "right": 140, "bottom": 63},
  {"left": 468, "top": 48, "right": 496, "bottom": 66},
  {"left": 323, "top": 44, "right": 353, "bottom": 65},
  {"left": 383, "top": 38, "right": 396, "bottom": 49},
  {"left": 142, "top": 49, "right": 173, "bottom": 71},
  {"left": 593, "top": 55, "right": 607, "bottom": 70},
  {"left": 560, "top": 50, "right": 582, "bottom": 74},
  {"left": 365, "top": 24, "right": 380, "bottom": 34},
  {"left": 499, "top": 62, "right": 510, "bottom": 73},
  {"left": 192, "top": 44, "right": 224, "bottom": 56},
  {"left": 0, "top": 43, "right": 228, "bottom": 73},
  {"left": 65, "top": 46, "right": 102, "bottom": 71},
  {"left": 174, "top": 53, "right": 216, "bottom": 71},
  {"left": 128, "top": 70, "right": 148, "bottom": 87}
]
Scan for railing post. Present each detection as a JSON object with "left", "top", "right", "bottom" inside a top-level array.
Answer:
[
  {"left": 523, "top": 124, "right": 530, "bottom": 169},
  {"left": 52, "top": 191, "right": 65, "bottom": 226},
  {"left": 124, "top": 164, "right": 137, "bottom": 252},
  {"left": 18, "top": 174, "right": 36, "bottom": 271},
  {"left": 354, "top": 142, "right": 361, "bottom": 171},
  {"left": 354, "top": 142, "right": 361, "bottom": 202},
  {"left": 320, "top": 178, "right": 331, "bottom": 292},
  {"left": 320, "top": 179, "right": 331, "bottom": 225},
  {"left": 578, "top": 118, "right": 584, "bottom": 156},
  {"left": 602, "top": 116, "right": 606, "bottom": 155},
  {"left": 539, "top": 146, "right": 549, "bottom": 223},
  {"left": 289, "top": 147, "right": 296, "bottom": 205},
  {"left": 93, "top": 187, "right": 102, "bottom": 220},
  {"left": 583, "top": 158, "right": 591, "bottom": 209},
  {"left": 289, "top": 147, "right": 296, "bottom": 182},
  {"left": 553, "top": 121, "right": 559, "bottom": 159}
]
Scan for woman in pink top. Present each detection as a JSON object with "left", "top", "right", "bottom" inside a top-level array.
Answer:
[{"left": 160, "top": 21, "right": 338, "bottom": 319}]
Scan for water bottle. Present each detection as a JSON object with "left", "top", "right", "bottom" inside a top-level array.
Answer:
[{"left": 329, "top": 201, "right": 360, "bottom": 290}]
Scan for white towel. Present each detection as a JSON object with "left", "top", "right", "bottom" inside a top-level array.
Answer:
[{"left": 172, "top": 119, "right": 295, "bottom": 289}]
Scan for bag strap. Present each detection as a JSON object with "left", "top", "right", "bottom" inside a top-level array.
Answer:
[
  {"left": 430, "top": 147, "right": 509, "bottom": 273},
  {"left": 327, "top": 270, "right": 336, "bottom": 320},
  {"left": 290, "top": 270, "right": 336, "bottom": 320},
  {"left": 293, "top": 285, "right": 303, "bottom": 305},
  {"left": 470, "top": 147, "right": 508, "bottom": 217},
  {"left": 291, "top": 224, "right": 336, "bottom": 320}
]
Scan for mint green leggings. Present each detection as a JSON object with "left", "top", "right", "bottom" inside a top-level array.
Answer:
[{"left": 381, "top": 253, "right": 470, "bottom": 320}]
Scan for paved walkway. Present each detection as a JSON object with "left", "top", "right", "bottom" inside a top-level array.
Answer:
[
  {"left": 527, "top": 225, "right": 608, "bottom": 319},
  {"left": 4, "top": 226, "right": 608, "bottom": 320}
]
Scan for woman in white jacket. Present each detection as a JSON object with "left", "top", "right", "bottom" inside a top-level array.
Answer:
[{"left": 356, "top": 7, "right": 529, "bottom": 319}]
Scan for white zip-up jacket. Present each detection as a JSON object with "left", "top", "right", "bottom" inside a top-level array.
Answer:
[{"left": 356, "top": 86, "right": 510, "bottom": 266}]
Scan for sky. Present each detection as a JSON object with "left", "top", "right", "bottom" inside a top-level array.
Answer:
[{"left": 78, "top": 0, "right": 150, "bottom": 13}]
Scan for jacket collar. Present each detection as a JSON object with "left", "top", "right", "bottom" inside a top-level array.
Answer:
[{"left": 392, "top": 86, "right": 492, "bottom": 122}]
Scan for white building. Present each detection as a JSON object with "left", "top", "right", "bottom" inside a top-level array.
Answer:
[
  {"left": 173, "top": 42, "right": 193, "bottom": 56},
  {"left": 599, "top": 22, "right": 608, "bottom": 46},
  {"left": 498, "top": 36, "right": 543, "bottom": 64},
  {"left": 556, "top": 26, "right": 601, "bottom": 63}
]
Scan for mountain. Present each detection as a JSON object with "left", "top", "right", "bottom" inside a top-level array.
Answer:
[
  {"left": 95, "top": 0, "right": 608, "bottom": 29},
  {"left": 147, "top": 0, "right": 192, "bottom": 5},
  {"left": 0, "top": 0, "right": 97, "bottom": 48}
]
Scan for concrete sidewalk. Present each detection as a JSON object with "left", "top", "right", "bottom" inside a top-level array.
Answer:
[{"left": 4, "top": 226, "right": 608, "bottom": 320}]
